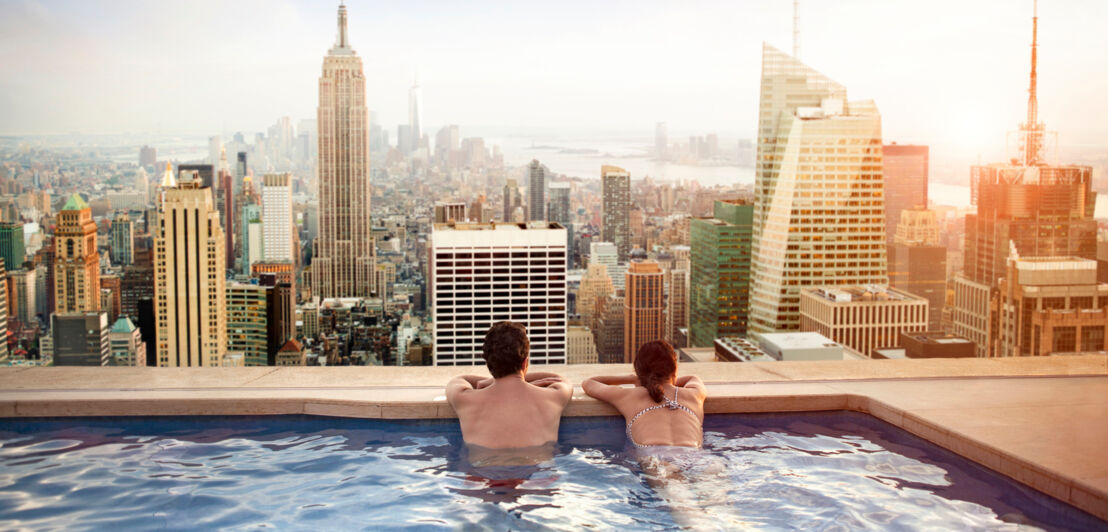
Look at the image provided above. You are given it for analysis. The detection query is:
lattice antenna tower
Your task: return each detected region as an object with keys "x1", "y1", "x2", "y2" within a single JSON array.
[{"x1": 792, "y1": 0, "x2": 800, "y2": 58}]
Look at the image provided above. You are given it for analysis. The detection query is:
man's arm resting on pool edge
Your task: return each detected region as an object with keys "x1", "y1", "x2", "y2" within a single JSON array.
[{"x1": 524, "y1": 372, "x2": 573, "y2": 402}]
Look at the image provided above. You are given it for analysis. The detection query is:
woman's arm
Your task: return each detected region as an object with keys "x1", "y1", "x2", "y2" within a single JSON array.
[
  {"x1": 588, "y1": 374, "x2": 640, "y2": 386},
  {"x1": 582, "y1": 375, "x2": 638, "y2": 403}
]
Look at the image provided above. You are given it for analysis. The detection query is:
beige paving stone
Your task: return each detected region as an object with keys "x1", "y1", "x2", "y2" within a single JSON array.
[
  {"x1": 909, "y1": 404, "x2": 1108, "y2": 480},
  {"x1": 381, "y1": 403, "x2": 442, "y2": 419}
]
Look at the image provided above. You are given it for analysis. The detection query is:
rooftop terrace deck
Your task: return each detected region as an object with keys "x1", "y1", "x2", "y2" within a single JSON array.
[{"x1": 1, "y1": 355, "x2": 1106, "y2": 520}]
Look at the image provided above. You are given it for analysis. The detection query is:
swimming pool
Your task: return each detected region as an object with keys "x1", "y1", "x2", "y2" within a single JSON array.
[{"x1": 0, "y1": 411, "x2": 1101, "y2": 530}]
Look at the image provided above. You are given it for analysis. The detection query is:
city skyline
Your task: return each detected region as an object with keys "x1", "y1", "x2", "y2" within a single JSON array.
[{"x1": 3, "y1": 0, "x2": 1107, "y2": 159}]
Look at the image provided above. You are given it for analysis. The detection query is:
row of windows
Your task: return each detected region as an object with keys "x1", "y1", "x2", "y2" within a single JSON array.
[{"x1": 436, "y1": 251, "x2": 566, "y2": 260}]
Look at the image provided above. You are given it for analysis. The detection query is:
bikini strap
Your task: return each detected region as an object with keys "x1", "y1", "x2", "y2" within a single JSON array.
[{"x1": 626, "y1": 385, "x2": 700, "y2": 448}]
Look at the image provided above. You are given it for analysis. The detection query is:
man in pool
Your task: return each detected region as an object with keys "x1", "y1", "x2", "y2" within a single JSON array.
[{"x1": 446, "y1": 321, "x2": 573, "y2": 464}]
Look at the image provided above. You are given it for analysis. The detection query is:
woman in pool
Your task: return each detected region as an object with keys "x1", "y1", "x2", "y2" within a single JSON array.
[
  {"x1": 582, "y1": 340, "x2": 707, "y2": 448},
  {"x1": 583, "y1": 341, "x2": 720, "y2": 527}
]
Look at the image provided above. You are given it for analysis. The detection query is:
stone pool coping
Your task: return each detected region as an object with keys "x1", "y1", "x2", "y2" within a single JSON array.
[{"x1": 1, "y1": 355, "x2": 1106, "y2": 521}]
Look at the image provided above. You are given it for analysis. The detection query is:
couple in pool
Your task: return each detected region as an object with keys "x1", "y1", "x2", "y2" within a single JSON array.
[{"x1": 446, "y1": 321, "x2": 706, "y2": 465}]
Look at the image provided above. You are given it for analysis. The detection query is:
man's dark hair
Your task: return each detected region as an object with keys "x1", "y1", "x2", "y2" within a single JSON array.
[{"x1": 482, "y1": 321, "x2": 529, "y2": 378}]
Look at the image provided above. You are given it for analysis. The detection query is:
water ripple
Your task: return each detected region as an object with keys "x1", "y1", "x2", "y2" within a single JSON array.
[{"x1": 0, "y1": 413, "x2": 1100, "y2": 531}]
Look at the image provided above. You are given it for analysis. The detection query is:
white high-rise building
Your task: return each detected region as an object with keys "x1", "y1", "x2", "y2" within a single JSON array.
[
  {"x1": 750, "y1": 44, "x2": 889, "y2": 333},
  {"x1": 431, "y1": 221, "x2": 568, "y2": 365},
  {"x1": 590, "y1": 241, "x2": 625, "y2": 291},
  {"x1": 261, "y1": 173, "x2": 293, "y2": 262}
]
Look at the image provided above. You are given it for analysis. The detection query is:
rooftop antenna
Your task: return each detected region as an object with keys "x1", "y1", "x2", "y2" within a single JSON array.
[
  {"x1": 793, "y1": 0, "x2": 800, "y2": 58},
  {"x1": 1021, "y1": 0, "x2": 1043, "y2": 166}
]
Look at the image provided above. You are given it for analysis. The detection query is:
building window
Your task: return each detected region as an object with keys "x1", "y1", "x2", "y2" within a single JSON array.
[
  {"x1": 1052, "y1": 327, "x2": 1077, "y2": 354},
  {"x1": 1081, "y1": 327, "x2": 1104, "y2": 352}
]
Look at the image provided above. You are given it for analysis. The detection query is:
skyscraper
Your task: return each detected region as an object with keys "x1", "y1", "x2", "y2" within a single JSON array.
[
  {"x1": 548, "y1": 182, "x2": 572, "y2": 269},
  {"x1": 663, "y1": 265, "x2": 689, "y2": 348},
  {"x1": 54, "y1": 194, "x2": 101, "y2": 314},
  {"x1": 218, "y1": 148, "x2": 234, "y2": 263},
  {"x1": 235, "y1": 151, "x2": 248, "y2": 192},
  {"x1": 226, "y1": 283, "x2": 269, "y2": 367},
  {"x1": 690, "y1": 199, "x2": 754, "y2": 346},
  {"x1": 889, "y1": 208, "x2": 946, "y2": 330},
  {"x1": 110, "y1": 212, "x2": 133, "y2": 266},
  {"x1": 139, "y1": 145, "x2": 157, "y2": 168},
  {"x1": 312, "y1": 3, "x2": 375, "y2": 299},
  {"x1": 590, "y1": 241, "x2": 625, "y2": 291},
  {"x1": 655, "y1": 122, "x2": 667, "y2": 161},
  {"x1": 548, "y1": 182, "x2": 570, "y2": 224},
  {"x1": 624, "y1": 260, "x2": 664, "y2": 363},
  {"x1": 882, "y1": 144, "x2": 929, "y2": 245},
  {"x1": 528, "y1": 159, "x2": 548, "y2": 221},
  {"x1": 749, "y1": 44, "x2": 888, "y2": 333},
  {"x1": 241, "y1": 203, "x2": 263, "y2": 276},
  {"x1": 262, "y1": 173, "x2": 293, "y2": 262},
  {"x1": 601, "y1": 165, "x2": 631, "y2": 262},
  {"x1": 408, "y1": 79, "x2": 422, "y2": 154},
  {"x1": 430, "y1": 221, "x2": 568, "y2": 366},
  {"x1": 0, "y1": 222, "x2": 25, "y2": 272},
  {"x1": 154, "y1": 173, "x2": 227, "y2": 367},
  {"x1": 502, "y1": 179, "x2": 522, "y2": 222},
  {"x1": 208, "y1": 136, "x2": 222, "y2": 172},
  {"x1": 578, "y1": 262, "x2": 614, "y2": 327},
  {"x1": 951, "y1": 5, "x2": 1096, "y2": 357}
]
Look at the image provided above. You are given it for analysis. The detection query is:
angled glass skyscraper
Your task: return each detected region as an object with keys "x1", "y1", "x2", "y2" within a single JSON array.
[
  {"x1": 750, "y1": 44, "x2": 888, "y2": 333},
  {"x1": 312, "y1": 3, "x2": 375, "y2": 298}
]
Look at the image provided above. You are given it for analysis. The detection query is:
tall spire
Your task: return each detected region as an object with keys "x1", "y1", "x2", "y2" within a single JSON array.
[
  {"x1": 337, "y1": 2, "x2": 348, "y2": 49},
  {"x1": 1021, "y1": 0, "x2": 1044, "y2": 166},
  {"x1": 160, "y1": 161, "x2": 176, "y2": 188}
]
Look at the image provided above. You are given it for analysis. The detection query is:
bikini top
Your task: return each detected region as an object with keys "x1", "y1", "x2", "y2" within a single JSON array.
[{"x1": 625, "y1": 385, "x2": 701, "y2": 448}]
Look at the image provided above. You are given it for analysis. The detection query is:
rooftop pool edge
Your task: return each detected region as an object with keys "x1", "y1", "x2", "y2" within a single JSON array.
[{"x1": 1, "y1": 356, "x2": 1106, "y2": 521}]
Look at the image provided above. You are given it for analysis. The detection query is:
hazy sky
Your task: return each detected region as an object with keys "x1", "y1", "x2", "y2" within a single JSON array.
[{"x1": 2, "y1": 0, "x2": 1106, "y2": 155}]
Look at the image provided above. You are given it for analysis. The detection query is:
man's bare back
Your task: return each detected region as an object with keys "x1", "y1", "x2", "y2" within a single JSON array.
[{"x1": 446, "y1": 370, "x2": 572, "y2": 451}]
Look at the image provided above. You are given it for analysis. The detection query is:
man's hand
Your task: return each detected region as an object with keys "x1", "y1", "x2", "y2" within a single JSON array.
[{"x1": 475, "y1": 377, "x2": 495, "y2": 389}]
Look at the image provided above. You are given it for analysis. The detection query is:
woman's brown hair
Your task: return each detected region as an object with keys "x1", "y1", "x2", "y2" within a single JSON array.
[{"x1": 633, "y1": 340, "x2": 678, "y2": 403}]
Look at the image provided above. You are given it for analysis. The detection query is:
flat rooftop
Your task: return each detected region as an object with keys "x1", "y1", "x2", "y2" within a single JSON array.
[
  {"x1": 432, "y1": 221, "x2": 564, "y2": 231},
  {"x1": 760, "y1": 331, "x2": 842, "y2": 350},
  {"x1": 805, "y1": 285, "x2": 920, "y2": 303}
]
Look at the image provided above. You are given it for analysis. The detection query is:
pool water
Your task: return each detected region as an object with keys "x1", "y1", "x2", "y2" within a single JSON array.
[{"x1": 0, "y1": 412, "x2": 1102, "y2": 531}]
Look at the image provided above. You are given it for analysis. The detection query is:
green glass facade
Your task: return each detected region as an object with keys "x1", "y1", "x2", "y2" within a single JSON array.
[
  {"x1": 226, "y1": 283, "x2": 269, "y2": 366},
  {"x1": 690, "y1": 200, "x2": 753, "y2": 347},
  {"x1": 0, "y1": 222, "x2": 25, "y2": 272}
]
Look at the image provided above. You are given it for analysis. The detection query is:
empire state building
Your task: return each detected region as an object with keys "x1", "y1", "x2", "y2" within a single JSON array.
[{"x1": 312, "y1": 3, "x2": 375, "y2": 298}]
